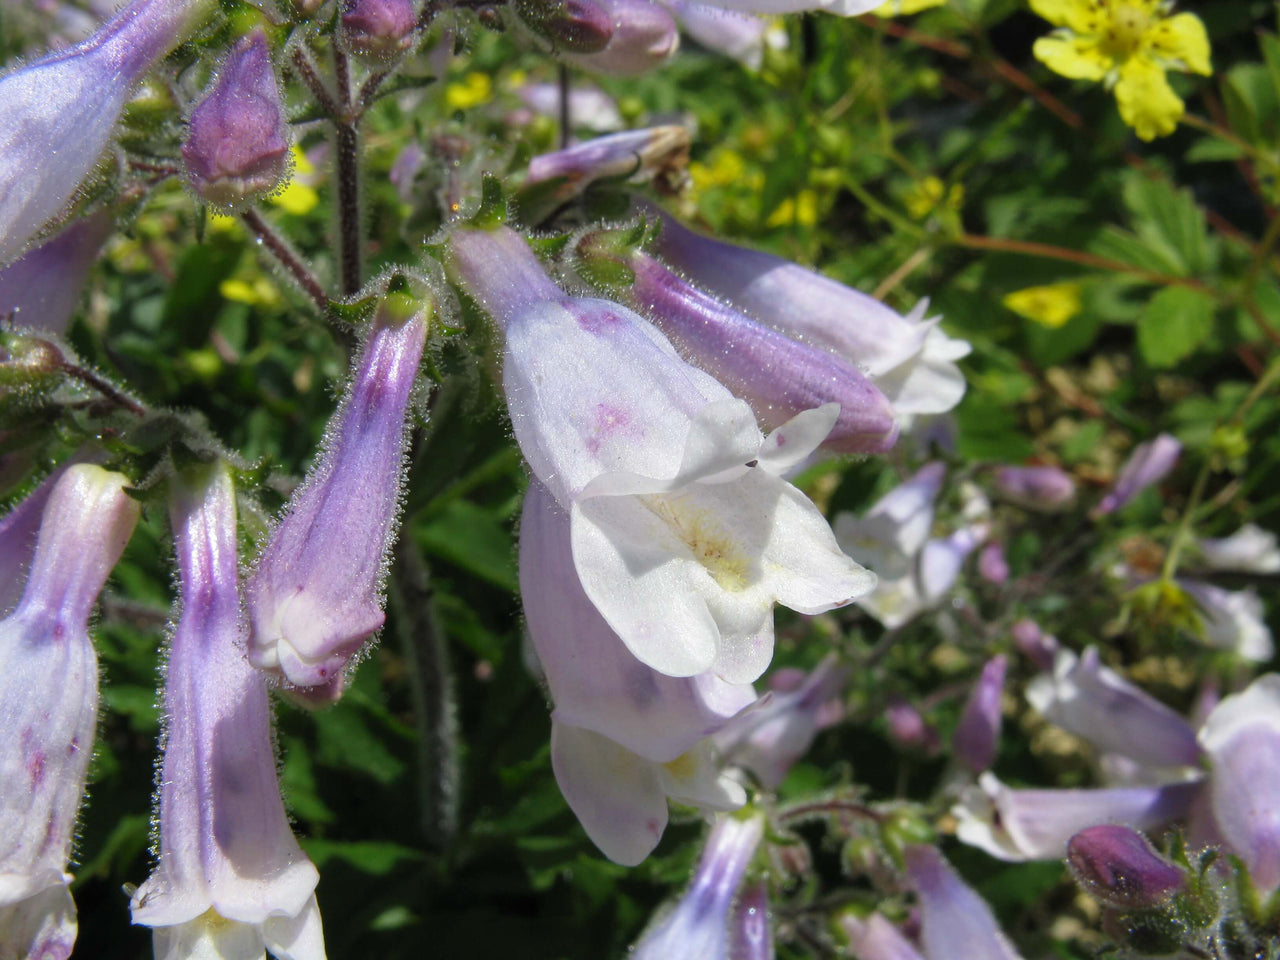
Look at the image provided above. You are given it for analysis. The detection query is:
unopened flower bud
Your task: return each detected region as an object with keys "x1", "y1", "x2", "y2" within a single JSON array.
[
  {"x1": 952, "y1": 656, "x2": 1006, "y2": 774},
  {"x1": 515, "y1": 0, "x2": 615, "y2": 53},
  {"x1": 1067, "y1": 826, "x2": 1184, "y2": 910},
  {"x1": 0, "y1": 330, "x2": 64, "y2": 390},
  {"x1": 575, "y1": 230, "x2": 898, "y2": 454},
  {"x1": 978, "y1": 541, "x2": 1009, "y2": 585},
  {"x1": 247, "y1": 291, "x2": 431, "y2": 691},
  {"x1": 182, "y1": 30, "x2": 289, "y2": 210},
  {"x1": 557, "y1": 0, "x2": 678, "y2": 75},
  {"x1": 884, "y1": 696, "x2": 938, "y2": 754},
  {"x1": 992, "y1": 465, "x2": 1076, "y2": 512},
  {"x1": 1010, "y1": 619, "x2": 1056, "y2": 671},
  {"x1": 340, "y1": 0, "x2": 418, "y2": 63},
  {"x1": 0, "y1": 0, "x2": 215, "y2": 266},
  {"x1": 1092, "y1": 434, "x2": 1181, "y2": 518}
]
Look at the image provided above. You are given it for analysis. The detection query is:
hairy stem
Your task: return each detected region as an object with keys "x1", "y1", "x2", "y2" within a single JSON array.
[{"x1": 240, "y1": 208, "x2": 330, "y2": 312}]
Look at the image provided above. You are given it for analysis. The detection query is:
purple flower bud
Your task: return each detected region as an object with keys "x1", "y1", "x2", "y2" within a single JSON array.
[
  {"x1": 527, "y1": 127, "x2": 690, "y2": 201},
  {"x1": 181, "y1": 30, "x2": 289, "y2": 210},
  {"x1": 1067, "y1": 825, "x2": 1184, "y2": 910},
  {"x1": 575, "y1": 235, "x2": 899, "y2": 454},
  {"x1": 0, "y1": 464, "x2": 139, "y2": 959},
  {"x1": 556, "y1": 0, "x2": 679, "y2": 75},
  {"x1": 1199, "y1": 674, "x2": 1280, "y2": 896},
  {"x1": 903, "y1": 845, "x2": 1025, "y2": 960},
  {"x1": 131, "y1": 464, "x2": 325, "y2": 958},
  {"x1": 668, "y1": 0, "x2": 880, "y2": 12},
  {"x1": 977, "y1": 541, "x2": 1008, "y2": 585},
  {"x1": 713, "y1": 656, "x2": 849, "y2": 788},
  {"x1": 0, "y1": 0, "x2": 214, "y2": 265},
  {"x1": 651, "y1": 211, "x2": 969, "y2": 422},
  {"x1": 0, "y1": 207, "x2": 113, "y2": 335},
  {"x1": 631, "y1": 815, "x2": 765, "y2": 960},
  {"x1": 992, "y1": 465, "x2": 1076, "y2": 513},
  {"x1": 665, "y1": 2, "x2": 780, "y2": 70},
  {"x1": 449, "y1": 225, "x2": 873, "y2": 685},
  {"x1": 516, "y1": 0, "x2": 616, "y2": 53},
  {"x1": 885, "y1": 696, "x2": 939, "y2": 754},
  {"x1": 840, "y1": 912, "x2": 925, "y2": 960},
  {"x1": 1092, "y1": 433, "x2": 1181, "y2": 518},
  {"x1": 340, "y1": 0, "x2": 418, "y2": 63},
  {"x1": 953, "y1": 656, "x2": 1006, "y2": 773},
  {"x1": 247, "y1": 295, "x2": 430, "y2": 691},
  {"x1": 730, "y1": 881, "x2": 773, "y2": 960},
  {"x1": 1010, "y1": 618, "x2": 1056, "y2": 672},
  {"x1": 1026, "y1": 647, "x2": 1202, "y2": 769},
  {"x1": 954, "y1": 772, "x2": 1201, "y2": 862}
]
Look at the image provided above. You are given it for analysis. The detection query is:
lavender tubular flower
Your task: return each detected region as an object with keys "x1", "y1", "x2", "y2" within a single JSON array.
[
  {"x1": 952, "y1": 656, "x2": 1006, "y2": 774},
  {"x1": 713, "y1": 655, "x2": 850, "y2": 788},
  {"x1": 0, "y1": 465, "x2": 139, "y2": 960},
  {"x1": 977, "y1": 541, "x2": 1008, "y2": 584},
  {"x1": 1181, "y1": 579, "x2": 1274, "y2": 662},
  {"x1": 630, "y1": 815, "x2": 765, "y2": 960},
  {"x1": 664, "y1": 2, "x2": 782, "y2": 70},
  {"x1": 576, "y1": 234, "x2": 899, "y2": 454},
  {"x1": 449, "y1": 225, "x2": 873, "y2": 684},
  {"x1": 840, "y1": 913, "x2": 925, "y2": 960},
  {"x1": 247, "y1": 296, "x2": 430, "y2": 691},
  {"x1": 991, "y1": 465, "x2": 1076, "y2": 512},
  {"x1": 1066, "y1": 825, "x2": 1185, "y2": 910},
  {"x1": 954, "y1": 772, "x2": 1200, "y2": 862},
  {"x1": 1196, "y1": 523, "x2": 1280, "y2": 573},
  {"x1": 556, "y1": 0, "x2": 679, "y2": 75},
  {"x1": 903, "y1": 845, "x2": 1025, "y2": 960},
  {"x1": 515, "y1": 0, "x2": 616, "y2": 54},
  {"x1": 834, "y1": 462, "x2": 946, "y2": 580},
  {"x1": 652, "y1": 212, "x2": 969, "y2": 421},
  {"x1": 1198, "y1": 674, "x2": 1280, "y2": 897},
  {"x1": 131, "y1": 463, "x2": 324, "y2": 959},
  {"x1": 526, "y1": 127, "x2": 691, "y2": 201},
  {"x1": 1092, "y1": 433, "x2": 1181, "y2": 518},
  {"x1": 0, "y1": 207, "x2": 113, "y2": 334},
  {"x1": 1026, "y1": 647, "x2": 1202, "y2": 769},
  {"x1": 182, "y1": 30, "x2": 289, "y2": 210},
  {"x1": 729, "y1": 881, "x2": 773, "y2": 960},
  {"x1": 0, "y1": 0, "x2": 214, "y2": 265}
]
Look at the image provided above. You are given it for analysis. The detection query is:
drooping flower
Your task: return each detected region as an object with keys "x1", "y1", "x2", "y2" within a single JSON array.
[
  {"x1": 0, "y1": 0, "x2": 214, "y2": 265},
  {"x1": 1030, "y1": 0, "x2": 1211, "y2": 141},
  {"x1": 0, "y1": 464, "x2": 139, "y2": 960},
  {"x1": 903, "y1": 844, "x2": 1025, "y2": 960},
  {"x1": 246, "y1": 292, "x2": 430, "y2": 693},
  {"x1": 952, "y1": 656, "x2": 1006, "y2": 774},
  {"x1": 651, "y1": 212, "x2": 970, "y2": 425},
  {"x1": 182, "y1": 30, "x2": 290, "y2": 210},
  {"x1": 630, "y1": 814, "x2": 765, "y2": 960},
  {"x1": 0, "y1": 207, "x2": 114, "y2": 334},
  {"x1": 1026, "y1": 646, "x2": 1203, "y2": 770},
  {"x1": 574, "y1": 229, "x2": 899, "y2": 454},
  {"x1": 1066, "y1": 825, "x2": 1185, "y2": 910},
  {"x1": 1092, "y1": 433, "x2": 1181, "y2": 517},
  {"x1": 1180, "y1": 580, "x2": 1274, "y2": 662},
  {"x1": 1198, "y1": 674, "x2": 1280, "y2": 897},
  {"x1": 449, "y1": 225, "x2": 874, "y2": 685},
  {"x1": 953, "y1": 772, "x2": 1200, "y2": 862},
  {"x1": 1196, "y1": 523, "x2": 1280, "y2": 574},
  {"x1": 524, "y1": 127, "x2": 691, "y2": 207},
  {"x1": 131, "y1": 463, "x2": 325, "y2": 960},
  {"x1": 713, "y1": 655, "x2": 850, "y2": 788}
]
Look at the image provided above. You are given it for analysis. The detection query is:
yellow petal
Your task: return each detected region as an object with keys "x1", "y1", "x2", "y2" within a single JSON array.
[
  {"x1": 1003, "y1": 282, "x2": 1083, "y2": 329},
  {"x1": 1145, "y1": 12, "x2": 1212, "y2": 75},
  {"x1": 269, "y1": 180, "x2": 319, "y2": 216},
  {"x1": 1028, "y1": 0, "x2": 1099, "y2": 32},
  {"x1": 1033, "y1": 34, "x2": 1112, "y2": 81},
  {"x1": 1115, "y1": 57, "x2": 1184, "y2": 141}
]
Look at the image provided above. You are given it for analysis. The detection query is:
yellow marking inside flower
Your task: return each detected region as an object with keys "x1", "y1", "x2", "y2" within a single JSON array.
[
  {"x1": 643, "y1": 494, "x2": 751, "y2": 592},
  {"x1": 1003, "y1": 282, "x2": 1083, "y2": 329},
  {"x1": 662, "y1": 752, "x2": 697, "y2": 780}
]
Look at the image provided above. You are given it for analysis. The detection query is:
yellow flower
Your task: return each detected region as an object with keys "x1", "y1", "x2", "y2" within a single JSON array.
[
  {"x1": 1030, "y1": 0, "x2": 1211, "y2": 141},
  {"x1": 445, "y1": 72, "x2": 493, "y2": 111},
  {"x1": 904, "y1": 176, "x2": 963, "y2": 219},
  {"x1": 875, "y1": 0, "x2": 947, "y2": 14},
  {"x1": 1003, "y1": 282, "x2": 1083, "y2": 328},
  {"x1": 269, "y1": 146, "x2": 320, "y2": 216},
  {"x1": 766, "y1": 190, "x2": 819, "y2": 227}
]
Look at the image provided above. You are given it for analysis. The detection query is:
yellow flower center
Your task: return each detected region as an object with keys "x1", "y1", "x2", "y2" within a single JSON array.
[
  {"x1": 1099, "y1": 2, "x2": 1152, "y2": 60},
  {"x1": 642, "y1": 494, "x2": 751, "y2": 592}
]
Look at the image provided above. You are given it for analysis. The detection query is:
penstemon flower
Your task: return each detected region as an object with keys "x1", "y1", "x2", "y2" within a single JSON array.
[
  {"x1": 0, "y1": 207, "x2": 114, "y2": 335},
  {"x1": 449, "y1": 224, "x2": 874, "y2": 685},
  {"x1": 903, "y1": 845, "x2": 1026, "y2": 960},
  {"x1": 1029, "y1": 0, "x2": 1212, "y2": 141},
  {"x1": 0, "y1": 464, "x2": 139, "y2": 960},
  {"x1": 131, "y1": 463, "x2": 325, "y2": 959}
]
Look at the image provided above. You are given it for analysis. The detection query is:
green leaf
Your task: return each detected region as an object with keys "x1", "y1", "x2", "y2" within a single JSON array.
[
  {"x1": 417, "y1": 499, "x2": 518, "y2": 592},
  {"x1": 301, "y1": 839, "x2": 425, "y2": 874},
  {"x1": 1136, "y1": 286, "x2": 1216, "y2": 369},
  {"x1": 1120, "y1": 173, "x2": 1211, "y2": 276}
]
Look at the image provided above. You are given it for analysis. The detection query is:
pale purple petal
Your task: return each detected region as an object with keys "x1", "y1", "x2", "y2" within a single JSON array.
[
  {"x1": 1092, "y1": 434, "x2": 1181, "y2": 517},
  {"x1": 904, "y1": 845, "x2": 1025, "y2": 960},
  {"x1": 841, "y1": 912, "x2": 925, "y2": 960},
  {"x1": 953, "y1": 656, "x2": 1006, "y2": 773}
]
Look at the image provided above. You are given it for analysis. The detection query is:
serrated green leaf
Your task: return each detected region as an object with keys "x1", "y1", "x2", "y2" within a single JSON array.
[{"x1": 1136, "y1": 286, "x2": 1216, "y2": 368}]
